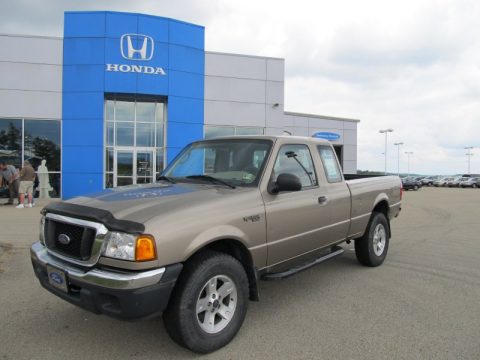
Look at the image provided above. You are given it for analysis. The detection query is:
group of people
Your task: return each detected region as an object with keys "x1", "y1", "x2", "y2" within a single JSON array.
[{"x1": 0, "y1": 160, "x2": 39, "y2": 208}]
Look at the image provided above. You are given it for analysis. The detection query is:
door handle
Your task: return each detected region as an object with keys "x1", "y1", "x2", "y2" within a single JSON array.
[{"x1": 318, "y1": 196, "x2": 328, "y2": 205}]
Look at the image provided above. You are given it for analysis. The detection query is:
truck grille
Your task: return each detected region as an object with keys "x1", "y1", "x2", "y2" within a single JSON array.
[{"x1": 44, "y1": 218, "x2": 97, "y2": 261}]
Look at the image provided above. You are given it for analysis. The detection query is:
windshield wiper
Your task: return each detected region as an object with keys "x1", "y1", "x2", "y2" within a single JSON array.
[
  {"x1": 186, "y1": 175, "x2": 236, "y2": 189},
  {"x1": 157, "y1": 175, "x2": 176, "y2": 184}
]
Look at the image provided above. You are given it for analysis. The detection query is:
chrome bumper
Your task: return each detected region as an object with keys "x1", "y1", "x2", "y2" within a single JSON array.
[{"x1": 30, "y1": 241, "x2": 165, "y2": 290}]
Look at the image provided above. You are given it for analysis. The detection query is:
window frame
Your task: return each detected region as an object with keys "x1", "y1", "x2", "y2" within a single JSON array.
[
  {"x1": 317, "y1": 145, "x2": 344, "y2": 183},
  {"x1": 270, "y1": 143, "x2": 319, "y2": 191}
]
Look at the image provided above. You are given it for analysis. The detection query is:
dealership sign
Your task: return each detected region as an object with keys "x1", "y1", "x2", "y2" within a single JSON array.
[
  {"x1": 312, "y1": 132, "x2": 341, "y2": 141},
  {"x1": 106, "y1": 34, "x2": 167, "y2": 76}
]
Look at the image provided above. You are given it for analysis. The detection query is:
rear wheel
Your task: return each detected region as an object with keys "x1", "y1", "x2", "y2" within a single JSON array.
[
  {"x1": 163, "y1": 251, "x2": 249, "y2": 354},
  {"x1": 355, "y1": 212, "x2": 390, "y2": 267}
]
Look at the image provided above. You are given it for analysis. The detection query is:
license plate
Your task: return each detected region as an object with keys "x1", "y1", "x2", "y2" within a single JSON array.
[{"x1": 47, "y1": 265, "x2": 69, "y2": 293}]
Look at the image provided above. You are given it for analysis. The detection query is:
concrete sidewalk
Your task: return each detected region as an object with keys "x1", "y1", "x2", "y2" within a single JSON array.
[{"x1": 0, "y1": 198, "x2": 59, "y2": 257}]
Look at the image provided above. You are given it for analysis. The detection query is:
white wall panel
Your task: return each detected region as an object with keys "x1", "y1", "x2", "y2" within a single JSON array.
[
  {"x1": 205, "y1": 76, "x2": 265, "y2": 103},
  {"x1": 205, "y1": 52, "x2": 266, "y2": 79},
  {"x1": 0, "y1": 62, "x2": 62, "y2": 92},
  {"x1": 204, "y1": 100, "x2": 265, "y2": 127},
  {"x1": 0, "y1": 35, "x2": 62, "y2": 65},
  {"x1": 0, "y1": 89, "x2": 61, "y2": 119},
  {"x1": 266, "y1": 81, "x2": 284, "y2": 105},
  {"x1": 266, "y1": 59, "x2": 284, "y2": 81}
]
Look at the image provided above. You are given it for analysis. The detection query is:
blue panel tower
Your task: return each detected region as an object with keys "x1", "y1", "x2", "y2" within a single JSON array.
[{"x1": 62, "y1": 11, "x2": 205, "y2": 199}]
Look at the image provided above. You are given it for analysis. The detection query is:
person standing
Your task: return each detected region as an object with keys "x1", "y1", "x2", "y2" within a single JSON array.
[
  {"x1": 16, "y1": 161, "x2": 36, "y2": 208},
  {"x1": 0, "y1": 161, "x2": 20, "y2": 205}
]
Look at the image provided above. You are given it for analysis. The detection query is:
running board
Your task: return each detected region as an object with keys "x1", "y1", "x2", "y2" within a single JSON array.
[{"x1": 261, "y1": 246, "x2": 344, "y2": 281}]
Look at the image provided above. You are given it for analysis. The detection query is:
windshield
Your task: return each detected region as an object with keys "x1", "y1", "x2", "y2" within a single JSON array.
[{"x1": 162, "y1": 139, "x2": 273, "y2": 187}]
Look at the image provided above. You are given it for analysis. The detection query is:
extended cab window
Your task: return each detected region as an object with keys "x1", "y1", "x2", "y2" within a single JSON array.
[
  {"x1": 273, "y1": 144, "x2": 317, "y2": 187},
  {"x1": 317, "y1": 145, "x2": 342, "y2": 183}
]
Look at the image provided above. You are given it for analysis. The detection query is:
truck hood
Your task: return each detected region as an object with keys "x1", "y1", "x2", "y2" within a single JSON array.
[{"x1": 65, "y1": 182, "x2": 253, "y2": 225}]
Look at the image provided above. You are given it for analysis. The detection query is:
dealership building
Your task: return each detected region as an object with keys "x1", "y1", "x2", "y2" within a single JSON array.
[{"x1": 0, "y1": 11, "x2": 359, "y2": 199}]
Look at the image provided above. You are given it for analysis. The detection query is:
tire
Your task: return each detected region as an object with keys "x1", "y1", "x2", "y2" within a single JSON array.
[
  {"x1": 163, "y1": 251, "x2": 249, "y2": 354},
  {"x1": 355, "y1": 212, "x2": 390, "y2": 267}
]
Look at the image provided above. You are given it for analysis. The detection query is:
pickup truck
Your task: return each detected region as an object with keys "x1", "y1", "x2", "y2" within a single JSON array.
[{"x1": 31, "y1": 135, "x2": 402, "y2": 353}]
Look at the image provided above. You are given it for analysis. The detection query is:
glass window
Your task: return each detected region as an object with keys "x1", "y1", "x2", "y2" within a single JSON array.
[
  {"x1": 136, "y1": 102, "x2": 156, "y2": 122},
  {"x1": 156, "y1": 121, "x2": 164, "y2": 147},
  {"x1": 205, "y1": 126, "x2": 235, "y2": 139},
  {"x1": 106, "y1": 148, "x2": 114, "y2": 172},
  {"x1": 0, "y1": 119, "x2": 22, "y2": 168},
  {"x1": 105, "y1": 100, "x2": 115, "y2": 121},
  {"x1": 115, "y1": 100, "x2": 134, "y2": 121},
  {"x1": 116, "y1": 122, "x2": 134, "y2": 146},
  {"x1": 156, "y1": 103, "x2": 165, "y2": 122},
  {"x1": 273, "y1": 144, "x2": 317, "y2": 187},
  {"x1": 24, "y1": 120, "x2": 61, "y2": 171},
  {"x1": 235, "y1": 127, "x2": 264, "y2": 136},
  {"x1": 106, "y1": 122, "x2": 114, "y2": 146},
  {"x1": 317, "y1": 145, "x2": 342, "y2": 183},
  {"x1": 156, "y1": 150, "x2": 164, "y2": 174},
  {"x1": 136, "y1": 122, "x2": 155, "y2": 147},
  {"x1": 117, "y1": 152, "x2": 133, "y2": 176},
  {"x1": 105, "y1": 173, "x2": 113, "y2": 189},
  {"x1": 163, "y1": 139, "x2": 272, "y2": 187}
]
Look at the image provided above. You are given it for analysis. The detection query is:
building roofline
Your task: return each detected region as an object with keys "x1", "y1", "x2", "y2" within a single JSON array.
[
  {"x1": 205, "y1": 50, "x2": 284, "y2": 61},
  {"x1": 0, "y1": 33, "x2": 62, "y2": 40},
  {"x1": 284, "y1": 111, "x2": 360, "y2": 123}
]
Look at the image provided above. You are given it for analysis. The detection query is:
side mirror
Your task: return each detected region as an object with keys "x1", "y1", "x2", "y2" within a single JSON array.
[{"x1": 269, "y1": 173, "x2": 302, "y2": 194}]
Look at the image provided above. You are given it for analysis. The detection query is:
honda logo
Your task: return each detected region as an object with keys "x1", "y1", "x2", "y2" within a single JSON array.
[{"x1": 120, "y1": 34, "x2": 154, "y2": 61}]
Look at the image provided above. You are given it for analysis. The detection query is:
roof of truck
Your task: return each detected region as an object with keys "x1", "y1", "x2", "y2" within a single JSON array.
[{"x1": 199, "y1": 135, "x2": 332, "y2": 144}]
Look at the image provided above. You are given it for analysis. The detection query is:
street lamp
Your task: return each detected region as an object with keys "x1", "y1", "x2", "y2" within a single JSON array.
[
  {"x1": 465, "y1": 146, "x2": 474, "y2": 175},
  {"x1": 394, "y1": 142, "x2": 404, "y2": 176},
  {"x1": 379, "y1": 128, "x2": 394, "y2": 175},
  {"x1": 405, "y1": 151, "x2": 414, "y2": 177}
]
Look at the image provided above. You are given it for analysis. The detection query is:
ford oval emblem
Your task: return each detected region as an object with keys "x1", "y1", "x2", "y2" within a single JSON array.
[
  {"x1": 312, "y1": 132, "x2": 341, "y2": 141},
  {"x1": 58, "y1": 234, "x2": 71, "y2": 245},
  {"x1": 50, "y1": 272, "x2": 64, "y2": 285}
]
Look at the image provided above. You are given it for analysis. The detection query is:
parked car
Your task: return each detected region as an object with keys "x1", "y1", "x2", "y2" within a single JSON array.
[
  {"x1": 401, "y1": 177, "x2": 422, "y2": 191},
  {"x1": 31, "y1": 135, "x2": 402, "y2": 354},
  {"x1": 421, "y1": 176, "x2": 441, "y2": 186},
  {"x1": 434, "y1": 177, "x2": 454, "y2": 187},
  {"x1": 448, "y1": 176, "x2": 469, "y2": 187},
  {"x1": 460, "y1": 177, "x2": 480, "y2": 188}
]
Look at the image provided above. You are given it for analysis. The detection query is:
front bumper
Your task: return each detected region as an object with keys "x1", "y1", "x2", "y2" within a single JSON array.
[{"x1": 31, "y1": 241, "x2": 182, "y2": 320}]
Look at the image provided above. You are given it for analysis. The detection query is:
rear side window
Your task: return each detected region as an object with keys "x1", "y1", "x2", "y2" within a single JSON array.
[
  {"x1": 317, "y1": 145, "x2": 342, "y2": 183},
  {"x1": 273, "y1": 144, "x2": 317, "y2": 187}
]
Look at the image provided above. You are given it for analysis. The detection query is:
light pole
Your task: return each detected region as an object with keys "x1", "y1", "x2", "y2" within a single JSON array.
[
  {"x1": 405, "y1": 151, "x2": 414, "y2": 177},
  {"x1": 464, "y1": 146, "x2": 474, "y2": 174},
  {"x1": 379, "y1": 128, "x2": 394, "y2": 175},
  {"x1": 394, "y1": 142, "x2": 404, "y2": 176}
]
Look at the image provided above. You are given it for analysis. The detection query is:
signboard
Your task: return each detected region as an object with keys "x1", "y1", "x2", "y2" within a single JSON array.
[{"x1": 312, "y1": 132, "x2": 341, "y2": 141}]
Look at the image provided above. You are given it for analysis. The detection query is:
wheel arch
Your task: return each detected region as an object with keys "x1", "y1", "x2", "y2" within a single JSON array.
[
  {"x1": 184, "y1": 239, "x2": 259, "y2": 301},
  {"x1": 371, "y1": 199, "x2": 391, "y2": 238}
]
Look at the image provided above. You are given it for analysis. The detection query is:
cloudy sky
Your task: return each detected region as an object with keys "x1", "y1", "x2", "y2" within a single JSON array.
[{"x1": 2, "y1": 0, "x2": 479, "y2": 175}]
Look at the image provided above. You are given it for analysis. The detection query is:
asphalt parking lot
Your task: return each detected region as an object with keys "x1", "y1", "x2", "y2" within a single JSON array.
[{"x1": 1, "y1": 187, "x2": 479, "y2": 359}]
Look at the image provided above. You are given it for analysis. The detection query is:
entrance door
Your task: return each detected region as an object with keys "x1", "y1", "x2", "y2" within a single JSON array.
[
  {"x1": 114, "y1": 149, "x2": 155, "y2": 186},
  {"x1": 136, "y1": 150, "x2": 154, "y2": 184}
]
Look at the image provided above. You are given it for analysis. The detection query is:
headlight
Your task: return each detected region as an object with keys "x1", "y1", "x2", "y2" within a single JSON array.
[
  {"x1": 102, "y1": 232, "x2": 156, "y2": 262},
  {"x1": 39, "y1": 216, "x2": 46, "y2": 245}
]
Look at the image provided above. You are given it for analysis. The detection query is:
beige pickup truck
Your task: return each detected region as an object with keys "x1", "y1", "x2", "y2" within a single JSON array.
[{"x1": 31, "y1": 135, "x2": 401, "y2": 353}]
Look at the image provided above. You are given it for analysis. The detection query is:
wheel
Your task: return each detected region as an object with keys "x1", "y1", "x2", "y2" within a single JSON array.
[
  {"x1": 355, "y1": 212, "x2": 390, "y2": 267},
  {"x1": 414, "y1": 185, "x2": 419, "y2": 191},
  {"x1": 163, "y1": 251, "x2": 249, "y2": 354},
  {"x1": 428, "y1": 182, "x2": 433, "y2": 186}
]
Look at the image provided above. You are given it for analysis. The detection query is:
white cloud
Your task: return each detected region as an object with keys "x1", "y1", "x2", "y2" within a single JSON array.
[{"x1": 1, "y1": 0, "x2": 479, "y2": 174}]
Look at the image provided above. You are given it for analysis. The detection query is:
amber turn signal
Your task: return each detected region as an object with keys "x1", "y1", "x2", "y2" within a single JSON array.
[{"x1": 135, "y1": 235, "x2": 157, "y2": 261}]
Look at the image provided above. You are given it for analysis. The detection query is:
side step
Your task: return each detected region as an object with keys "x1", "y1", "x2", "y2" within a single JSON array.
[{"x1": 261, "y1": 246, "x2": 344, "y2": 281}]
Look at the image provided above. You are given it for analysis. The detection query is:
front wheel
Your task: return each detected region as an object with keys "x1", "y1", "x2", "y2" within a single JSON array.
[
  {"x1": 355, "y1": 212, "x2": 390, "y2": 267},
  {"x1": 163, "y1": 251, "x2": 249, "y2": 354}
]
